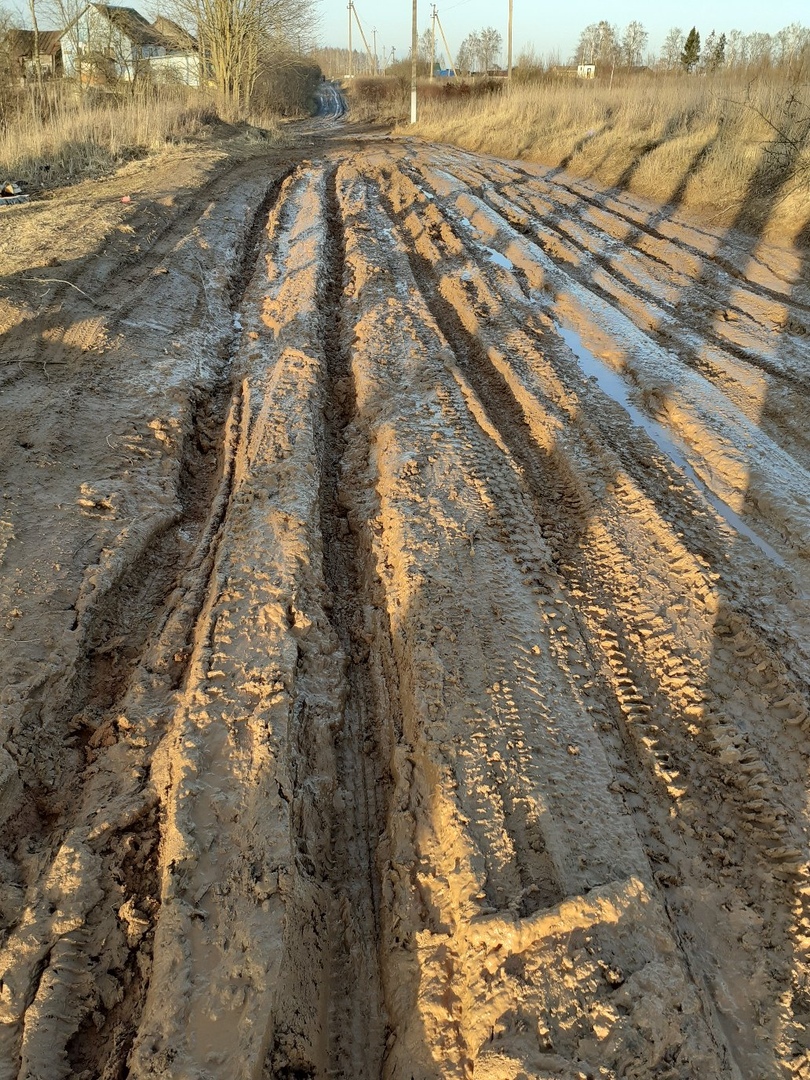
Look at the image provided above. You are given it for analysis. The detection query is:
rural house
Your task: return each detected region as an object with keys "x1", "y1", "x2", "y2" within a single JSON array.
[{"x1": 59, "y1": 3, "x2": 199, "y2": 85}]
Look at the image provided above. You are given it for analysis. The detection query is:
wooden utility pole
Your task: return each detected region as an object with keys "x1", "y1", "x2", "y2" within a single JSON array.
[
  {"x1": 348, "y1": 0, "x2": 353, "y2": 78},
  {"x1": 350, "y1": 6, "x2": 376, "y2": 76},
  {"x1": 429, "y1": 4, "x2": 436, "y2": 80},
  {"x1": 410, "y1": 0, "x2": 417, "y2": 123},
  {"x1": 507, "y1": 0, "x2": 513, "y2": 79},
  {"x1": 436, "y1": 13, "x2": 456, "y2": 77}
]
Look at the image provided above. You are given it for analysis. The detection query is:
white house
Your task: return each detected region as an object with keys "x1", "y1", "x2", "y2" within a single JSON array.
[{"x1": 60, "y1": 4, "x2": 199, "y2": 85}]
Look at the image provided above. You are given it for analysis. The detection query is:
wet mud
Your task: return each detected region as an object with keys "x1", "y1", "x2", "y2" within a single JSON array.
[{"x1": 1, "y1": 136, "x2": 809, "y2": 1080}]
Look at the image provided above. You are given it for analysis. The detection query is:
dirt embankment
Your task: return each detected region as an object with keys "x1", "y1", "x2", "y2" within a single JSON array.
[{"x1": 1, "y1": 125, "x2": 809, "y2": 1080}]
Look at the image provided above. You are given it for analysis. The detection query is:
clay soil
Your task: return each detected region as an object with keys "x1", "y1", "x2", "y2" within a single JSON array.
[{"x1": 1, "y1": 105, "x2": 810, "y2": 1080}]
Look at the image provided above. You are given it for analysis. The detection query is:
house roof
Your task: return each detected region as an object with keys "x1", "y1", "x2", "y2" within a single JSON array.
[
  {"x1": 88, "y1": 5, "x2": 197, "y2": 51},
  {"x1": 91, "y1": 5, "x2": 165, "y2": 48},
  {"x1": 151, "y1": 15, "x2": 196, "y2": 50},
  {"x1": 3, "y1": 5, "x2": 197, "y2": 59},
  {"x1": 5, "y1": 28, "x2": 65, "y2": 57}
]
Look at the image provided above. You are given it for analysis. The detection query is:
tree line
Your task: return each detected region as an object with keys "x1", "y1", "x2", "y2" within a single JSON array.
[
  {"x1": 574, "y1": 19, "x2": 809, "y2": 73},
  {"x1": 313, "y1": 25, "x2": 505, "y2": 81}
]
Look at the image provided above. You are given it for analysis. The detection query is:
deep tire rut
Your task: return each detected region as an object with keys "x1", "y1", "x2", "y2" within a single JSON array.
[{"x1": 314, "y1": 164, "x2": 390, "y2": 1080}]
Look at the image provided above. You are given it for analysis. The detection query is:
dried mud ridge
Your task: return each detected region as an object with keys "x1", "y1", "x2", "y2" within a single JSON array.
[{"x1": 1, "y1": 138, "x2": 810, "y2": 1080}]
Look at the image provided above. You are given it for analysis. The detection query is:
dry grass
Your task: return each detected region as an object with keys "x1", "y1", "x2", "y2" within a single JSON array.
[
  {"x1": 398, "y1": 74, "x2": 810, "y2": 242},
  {"x1": 0, "y1": 89, "x2": 283, "y2": 189},
  {"x1": 345, "y1": 77, "x2": 412, "y2": 123}
]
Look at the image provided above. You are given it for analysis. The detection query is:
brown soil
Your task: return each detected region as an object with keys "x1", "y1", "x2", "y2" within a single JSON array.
[{"x1": 1, "y1": 115, "x2": 809, "y2": 1080}]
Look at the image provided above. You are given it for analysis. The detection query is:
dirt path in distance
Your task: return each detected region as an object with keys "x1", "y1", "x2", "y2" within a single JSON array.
[{"x1": 1, "y1": 120, "x2": 809, "y2": 1080}]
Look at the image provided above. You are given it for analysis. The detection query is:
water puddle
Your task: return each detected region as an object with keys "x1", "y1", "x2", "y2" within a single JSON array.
[
  {"x1": 485, "y1": 246, "x2": 514, "y2": 272},
  {"x1": 558, "y1": 326, "x2": 787, "y2": 569}
]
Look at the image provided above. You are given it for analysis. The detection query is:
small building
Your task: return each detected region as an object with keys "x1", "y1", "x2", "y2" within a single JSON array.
[
  {"x1": 5, "y1": 29, "x2": 65, "y2": 80},
  {"x1": 577, "y1": 64, "x2": 596, "y2": 79}
]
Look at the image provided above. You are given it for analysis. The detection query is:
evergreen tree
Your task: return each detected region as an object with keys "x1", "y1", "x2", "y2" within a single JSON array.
[
  {"x1": 680, "y1": 26, "x2": 700, "y2": 71},
  {"x1": 708, "y1": 31, "x2": 726, "y2": 70}
]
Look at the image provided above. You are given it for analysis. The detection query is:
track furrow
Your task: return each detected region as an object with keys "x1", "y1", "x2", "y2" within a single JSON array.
[{"x1": 314, "y1": 163, "x2": 390, "y2": 1080}]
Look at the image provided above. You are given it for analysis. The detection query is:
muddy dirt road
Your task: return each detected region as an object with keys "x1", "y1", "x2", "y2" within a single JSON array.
[{"x1": 1, "y1": 122, "x2": 809, "y2": 1080}]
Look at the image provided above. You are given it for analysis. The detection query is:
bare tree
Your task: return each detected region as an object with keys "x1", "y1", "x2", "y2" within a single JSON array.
[
  {"x1": 478, "y1": 25, "x2": 501, "y2": 70},
  {"x1": 595, "y1": 21, "x2": 619, "y2": 65},
  {"x1": 659, "y1": 26, "x2": 684, "y2": 69},
  {"x1": 417, "y1": 25, "x2": 431, "y2": 63},
  {"x1": 457, "y1": 30, "x2": 479, "y2": 74},
  {"x1": 169, "y1": 0, "x2": 317, "y2": 110},
  {"x1": 46, "y1": 0, "x2": 85, "y2": 88},
  {"x1": 725, "y1": 28, "x2": 746, "y2": 68},
  {"x1": 575, "y1": 23, "x2": 599, "y2": 65},
  {"x1": 744, "y1": 31, "x2": 773, "y2": 70},
  {"x1": 576, "y1": 20, "x2": 618, "y2": 67},
  {"x1": 621, "y1": 20, "x2": 647, "y2": 67},
  {"x1": 456, "y1": 27, "x2": 500, "y2": 73},
  {"x1": 0, "y1": 5, "x2": 20, "y2": 86},
  {"x1": 774, "y1": 23, "x2": 808, "y2": 70}
]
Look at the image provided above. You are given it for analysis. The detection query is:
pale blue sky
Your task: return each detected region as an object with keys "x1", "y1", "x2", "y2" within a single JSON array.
[{"x1": 321, "y1": 0, "x2": 807, "y2": 64}]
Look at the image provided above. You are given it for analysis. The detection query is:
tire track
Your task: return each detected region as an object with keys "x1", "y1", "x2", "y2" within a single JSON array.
[
  {"x1": 368, "y1": 155, "x2": 810, "y2": 1076},
  {"x1": 430, "y1": 169, "x2": 810, "y2": 571},
  {"x1": 414, "y1": 151, "x2": 810, "y2": 391},
  {"x1": 310, "y1": 162, "x2": 391, "y2": 1079},
  {"x1": 0, "y1": 168, "x2": 298, "y2": 1078},
  {"x1": 0, "y1": 379, "x2": 246, "y2": 1080},
  {"x1": 403, "y1": 151, "x2": 810, "y2": 472},
  {"x1": 337, "y1": 160, "x2": 733, "y2": 1077},
  {"x1": 3, "y1": 134, "x2": 810, "y2": 1080},
  {"x1": 508, "y1": 158, "x2": 810, "y2": 313}
]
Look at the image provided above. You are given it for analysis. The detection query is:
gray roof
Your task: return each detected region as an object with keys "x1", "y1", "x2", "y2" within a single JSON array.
[{"x1": 5, "y1": 28, "x2": 65, "y2": 56}]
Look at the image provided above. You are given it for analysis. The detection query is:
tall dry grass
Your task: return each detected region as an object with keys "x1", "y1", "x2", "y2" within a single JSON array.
[
  {"x1": 1, "y1": 90, "x2": 217, "y2": 186},
  {"x1": 0, "y1": 88, "x2": 283, "y2": 189},
  {"x1": 399, "y1": 73, "x2": 810, "y2": 241}
]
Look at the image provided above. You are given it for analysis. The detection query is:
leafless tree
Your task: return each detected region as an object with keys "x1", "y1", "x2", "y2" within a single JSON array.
[
  {"x1": 0, "y1": 5, "x2": 20, "y2": 86},
  {"x1": 456, "y1": 27, "x2": 500, "y2": 73},
  {"x1": 621, "y1": 20, "x2": 647, "y2": 67},
  {"x1": 456, "y1": 30, "x2": 479, "y2": 74},
  {"x1": 576, "y1": 20, "x2": 618, "y2": 67},
  {"x1": 659, "y1": 26, "x2": 684, "y2": 69},
  {"x1": 45, "y1": 0, "x2": 84, "y2": 87},
  {"x1": 169, "y1": 0, "x2": 317, "y2": 110},
  {"x1": 478, "y1": 26, "x2": 501, "y2": 70}
]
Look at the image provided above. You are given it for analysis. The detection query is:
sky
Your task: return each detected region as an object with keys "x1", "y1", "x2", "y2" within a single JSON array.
[{"x1": 319, "y1": 0, "x2": 807, "y2": 65}]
